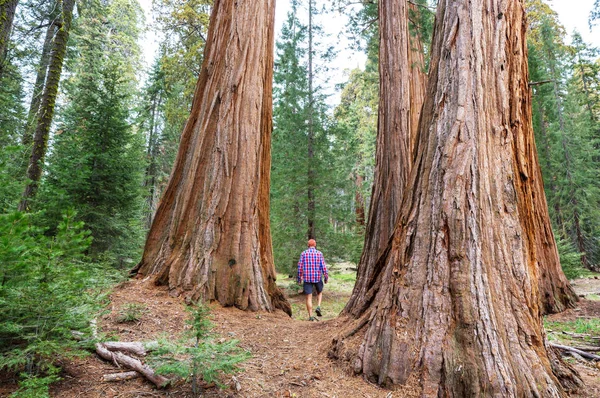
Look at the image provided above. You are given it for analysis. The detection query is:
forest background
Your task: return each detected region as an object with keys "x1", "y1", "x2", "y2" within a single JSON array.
[{"x1": 1, "y1": 0, "x2": 600, "y2": 395}]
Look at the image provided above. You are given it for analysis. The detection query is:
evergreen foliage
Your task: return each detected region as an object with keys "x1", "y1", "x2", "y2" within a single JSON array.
[
  {"x1": 39, "y1": 0, "x2": 146, "y2": 264},
  {"x1": 527, "y1": 0, "x2": 600, "y2": 270},
  {"x1": 271, "y1": 1, "x2": 363, "y2": 273},
  {"x1": 0, "y1": 210, "x2": 119, "y2": 397},
  {"x1": 148, "y1": 303, "x2": 250, "y2": 393},
  {"x1": 0, "y1": 60, "x2": 27, "y2": 211}
]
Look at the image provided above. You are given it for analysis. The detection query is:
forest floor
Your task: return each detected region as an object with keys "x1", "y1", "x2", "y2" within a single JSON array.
[{"x1": 3, "y1": 265, "x2": 600, "y2": 397}]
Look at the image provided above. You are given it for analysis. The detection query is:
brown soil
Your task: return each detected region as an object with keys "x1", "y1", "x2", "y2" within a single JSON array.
[
  {"x1": 0, "y1": 279, "x2": 387, "y2": 398},
  {"x1": 4, "y1": 277, "x2": 600, "y2": 397}
]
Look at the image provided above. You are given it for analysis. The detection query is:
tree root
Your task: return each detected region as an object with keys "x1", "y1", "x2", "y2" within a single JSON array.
[{"x1": 548, "y1": 343, "x2": 584, "y2": 393}]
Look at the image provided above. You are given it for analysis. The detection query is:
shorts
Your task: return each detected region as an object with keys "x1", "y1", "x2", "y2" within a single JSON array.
[{"x1": 303, "y1": 281, "x2": 324, "y2": 295}]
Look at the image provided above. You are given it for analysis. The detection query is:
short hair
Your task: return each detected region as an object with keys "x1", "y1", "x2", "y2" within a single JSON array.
[{"x1": 308, "y1": 239, "x2": 317, "y2": 247}]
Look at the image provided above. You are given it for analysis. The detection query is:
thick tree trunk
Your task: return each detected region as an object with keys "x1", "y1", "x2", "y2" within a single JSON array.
[
  {"x1": 333, "y1": 0, "x2": 580, "y2": 394},
  {"x1": 23, "y1": 16, "x2": 58, "y2": 147},
  {"x1": 132, "y1": 0, "x2": 290, "y2": 316},
  {"x1": 342, "y1": 0, "x2": 426, "y2": 317},
  {"x1": 0, "y1": 0, "x2": 18, "y2": 76},
  {"x1": 19, "y1": 0, "x2": 75, "y2": 211}
]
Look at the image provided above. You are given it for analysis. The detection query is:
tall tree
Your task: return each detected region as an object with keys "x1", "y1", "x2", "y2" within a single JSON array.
[
  {"x1": 19, "y1": 0, "x2": 75, "y2": 211},
  {"x1": 22, "y1": 5, "x2": 59, "y2": 146},
  {"x1": 40, "y1": 0, "x2": 146, "y2": 262},
  {"x1": 342, "y1": 0, "x2": 426, "y2": 317},
  {"x1": 139, "y1": 58, "x2": 167, "y2": 228},
  {"x1": 132, "y1": 0, "x2": 290, "y2": 315},
  {"x1": 0, "y1": 0, "x2": 19, "y2": 76},
  {"x1": 332, "y1": 0, "x2": 580, "y2": 393}
]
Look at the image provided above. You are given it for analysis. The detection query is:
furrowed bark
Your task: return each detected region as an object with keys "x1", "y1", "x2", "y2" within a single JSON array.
[
  {"x1": 342, "y1": 0, "x2": 426, "y2": 317},
  {"x1": 335, "y1": 0, "x2": 580, "y2": 394},
  {"x1": 132, "y1": 0, "x2": 290, "y2": 316},
  {"x1": 20, "y1": 0, "x2": 76, "y2": 211}
]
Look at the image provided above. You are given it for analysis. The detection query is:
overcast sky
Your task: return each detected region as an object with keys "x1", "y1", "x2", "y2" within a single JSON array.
[{"x1": 138, "y1": 0, "x2": 600, "y2": 94}]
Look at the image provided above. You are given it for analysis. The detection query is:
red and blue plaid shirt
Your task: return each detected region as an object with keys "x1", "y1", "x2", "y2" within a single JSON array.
[{"x1": 297, "y1": 247, "x2": 328, "y2": 283}]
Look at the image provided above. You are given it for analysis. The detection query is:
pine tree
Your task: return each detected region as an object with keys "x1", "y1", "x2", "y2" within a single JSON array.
[
  {"x1": 271, "y1": 0, "x2": 361, "y2": 272},
  {"x1": 527, "y1": 1, "x2": 600, "y2": 270},
  {"x1": 40, "y1": 0, "x2": 146, "y2": 263},
  {"x1": 271, "y1": 3, "x2": 311, "y2": 271},
  {"x1": 138, "y1": 58, "x2": 167, "y2": 227}
]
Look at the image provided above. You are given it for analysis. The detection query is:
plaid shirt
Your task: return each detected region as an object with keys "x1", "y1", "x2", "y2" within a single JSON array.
[{"x1": 297, "y1": 247, "x2": 328, "y2": 283}]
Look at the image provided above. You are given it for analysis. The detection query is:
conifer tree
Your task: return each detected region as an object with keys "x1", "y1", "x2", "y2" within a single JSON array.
[{"x1": 41, "y1": 0, "x2": 146, "y2": 262}]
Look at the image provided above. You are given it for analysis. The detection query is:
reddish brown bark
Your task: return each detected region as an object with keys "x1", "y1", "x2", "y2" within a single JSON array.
[
  {"x1": 333, "y1": 0, "x2": 580, "y2": 394},
  {"x1": 132, "y1": 0, "x2": 290, "y2": 316},
  {"x1": 354, "y1": 171, "x2": 365, "y2": 226},
  {"x1": 342, "y1": 0, "x2": 426, "y2": 317}
]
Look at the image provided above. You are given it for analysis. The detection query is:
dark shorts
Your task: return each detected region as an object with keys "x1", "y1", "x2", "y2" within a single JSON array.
[{"x1": 303, "y1": 281, "x2": 323, "y2": 295}]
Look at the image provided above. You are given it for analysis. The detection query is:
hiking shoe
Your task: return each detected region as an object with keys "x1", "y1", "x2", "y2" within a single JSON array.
[
  {"x1": 308, "y1": 316, "x2": 319, "y2": 322},
  {"x1": 315, "y1": 306, "x2": 322, "y2": 317}
]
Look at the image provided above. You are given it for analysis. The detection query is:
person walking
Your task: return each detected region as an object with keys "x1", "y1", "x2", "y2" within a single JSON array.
[{"x1": 297, "y1": 239, "x2": 328, "y2": 321}]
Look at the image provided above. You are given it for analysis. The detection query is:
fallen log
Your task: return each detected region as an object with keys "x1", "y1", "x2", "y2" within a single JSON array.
[
  {"x1": 549, "y1": 342, "x2": 600, "y2": 361},
  {"x1": 95, "y1": 342, "x2": 170, "y2": 388},
  {"x1": 101, "y1": 371, "x2": 141, "y2": 382}
]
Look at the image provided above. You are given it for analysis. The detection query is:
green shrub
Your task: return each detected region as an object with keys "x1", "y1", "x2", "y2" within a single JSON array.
[
  {"x1": 149, "y1": 303, "x2": 250, "y2": 393},
  {"x1": 115, "y1": 303, "x2": 148, "y2": 323},
  {"x1": 556, "y1": 235, "x2": 592, "y2": 279},
  {"x1": 0, "y1": 210, "x2": 121, "y2": 395}
]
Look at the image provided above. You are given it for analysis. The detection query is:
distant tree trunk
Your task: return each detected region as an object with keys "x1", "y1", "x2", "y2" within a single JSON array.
[
  {"x1": 342, "y1": 0, "x2": 425, "y2": 317},
  {"x1": 19, "y1": 0, "x2": 76, "y2": 211},
  {"x1": 354, "y1": 170, "x2": 365, "y2": 226},
  {"x1": 23, "y1": 14, "x2": 58, "y2": 147},
  {"x1": 333, "y1": 0, "x2": 580, "y2": 394},
  {"x1": 0, "y1": 0, "x2": 19, "y2": 76},
  {"x1": 132, "y1": 0, "x2": 290, "y2": 316},
  {"x1": 144, "y1": 91, "x2": 163, "y2": 228},
  {"x1": 307, "y1": 0, "x2": 315, "y2": 240}
]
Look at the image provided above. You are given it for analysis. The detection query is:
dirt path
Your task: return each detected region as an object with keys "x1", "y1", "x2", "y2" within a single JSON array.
[{"x1": 40, "y1": 280, "x2": 388, "y2": 398}]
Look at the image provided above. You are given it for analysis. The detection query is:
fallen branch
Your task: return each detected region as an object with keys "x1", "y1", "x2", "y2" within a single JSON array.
[
  {"x1": 90, "y1": 318, "x2": 168, "y2": 388},
  {"x1": 95, "y1": 342, "x2": 170, "y2": 388},
  {"x1": 561, "y1": 330, "x2": 600, "y2": 340},
  {"x1": 549, "y1": 342, "x2": 600, "y2": 361},
  {"x1": 102, "y1": 371, "x2": 141, "y2": 382},
  {"x1": 103, "y1": 341, "x2": 157, "y2": 357}
]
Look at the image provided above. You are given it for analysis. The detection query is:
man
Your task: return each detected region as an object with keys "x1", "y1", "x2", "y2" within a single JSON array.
[{"x1": 297, "y1": 239, "x2": 328, "y2": 321}]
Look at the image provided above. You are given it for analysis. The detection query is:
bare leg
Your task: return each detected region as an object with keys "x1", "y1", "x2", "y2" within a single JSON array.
[
  {"x1": 306, "y1": 292, "x2": 313, "y2": 318},
  {"x1": 317, "y1": 291, "x2": 322, "y2": 308}
]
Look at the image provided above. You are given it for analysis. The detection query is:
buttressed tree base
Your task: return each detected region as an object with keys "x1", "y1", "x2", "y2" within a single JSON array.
[
  {"x1": 133, "y1": 0, "x2": 290, "y2": 316},
  {"x1": 333, "y1": 0, "x2": 580, "y2": 395}
]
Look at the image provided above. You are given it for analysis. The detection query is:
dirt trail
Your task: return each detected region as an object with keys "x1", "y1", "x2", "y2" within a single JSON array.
[{"x1": 42, "y1": 280, "x2": 389, "y2": 398}]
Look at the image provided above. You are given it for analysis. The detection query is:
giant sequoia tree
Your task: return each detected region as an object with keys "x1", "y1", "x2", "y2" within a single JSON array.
[
  {"x1": 334, "y1": 0, "x2": 579, "y2": 394},
  {"x1": 343, "y1": 0, "x2": 426, "y2": 317},
  {"x1": 133, "y1": 0, "x2": 290, "y2": 315}
]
